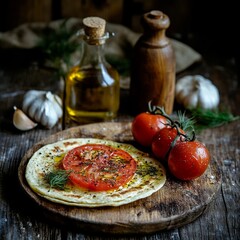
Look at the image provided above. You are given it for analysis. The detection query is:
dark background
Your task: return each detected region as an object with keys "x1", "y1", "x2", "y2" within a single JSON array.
[{"x1": 0, "y1": 0, "x2": 239, "y2": 73}]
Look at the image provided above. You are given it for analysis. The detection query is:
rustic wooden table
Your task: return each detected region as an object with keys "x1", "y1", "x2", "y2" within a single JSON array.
[{"x1": 0, "y1": 50, "x2": 239, "y2": 239}]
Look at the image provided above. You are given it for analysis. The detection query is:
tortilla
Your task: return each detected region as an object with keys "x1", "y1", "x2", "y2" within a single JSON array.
[{"x1": 25, "y1": 138, "x2": 166, "y2": 207}]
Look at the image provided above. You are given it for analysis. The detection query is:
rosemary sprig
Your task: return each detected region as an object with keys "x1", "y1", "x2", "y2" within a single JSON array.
[
  {"x1": 44, "y1": 169, "x2": 72, "y2": 190},
  {"x1": 190, "y1": 108, "x2": 240, "y2": 131}
]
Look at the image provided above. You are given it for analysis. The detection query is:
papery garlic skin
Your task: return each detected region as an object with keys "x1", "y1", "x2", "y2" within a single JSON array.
[
  {"x1": 22, "y1": 90, "x2": 63, "y2": 129},
  {"x1": 175, "y1": 75, "x2": 220, "y2": 110}
]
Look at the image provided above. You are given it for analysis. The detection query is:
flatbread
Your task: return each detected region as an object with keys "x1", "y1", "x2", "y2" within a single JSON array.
[{"x1": 25, "y1": 138, "x2": 166, "y2": 207}]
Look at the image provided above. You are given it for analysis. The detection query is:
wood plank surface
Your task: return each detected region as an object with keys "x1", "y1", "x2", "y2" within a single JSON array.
[
  {"x1": 0, "y1": 50, "x2": 239, "y2": 239},
  {"x1": 18, "y1": 122, "x2": 221, "y2": 235}
]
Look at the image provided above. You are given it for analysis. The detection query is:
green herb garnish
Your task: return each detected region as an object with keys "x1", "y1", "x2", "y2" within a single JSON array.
[
  {"x1": 190, "y1": 108, "x2": 240, "y2": 131},
  {"x1": 44, "y1": 169, "x2": 72, "y2": 190},
  {"x1": 137, "y1": 164, "x2": 158, "y2": 177},
  {"x1": 177, "y1": 110, "x2": 196, "y2": 132},
  {"x1": 105, "y1": 55, "x2": 130, "y2": 77},
  {"x1": 38, "y1": 19, "x2": 81, "y2": 78}
]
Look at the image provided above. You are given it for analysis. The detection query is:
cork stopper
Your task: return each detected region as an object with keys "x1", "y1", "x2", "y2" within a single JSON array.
[{"x1": 83, "y1": 17, "x2": 106, "y2": 38}]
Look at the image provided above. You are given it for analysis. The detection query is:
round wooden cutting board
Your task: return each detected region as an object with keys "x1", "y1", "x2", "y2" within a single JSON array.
[{"x1": 18, "y1": 122, "x2": 221, "y2": 235}]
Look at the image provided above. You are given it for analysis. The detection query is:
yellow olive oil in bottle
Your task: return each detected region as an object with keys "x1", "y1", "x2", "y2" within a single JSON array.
[{"x1": 65, "y1": 17, "x2": 120, "y2": 124}]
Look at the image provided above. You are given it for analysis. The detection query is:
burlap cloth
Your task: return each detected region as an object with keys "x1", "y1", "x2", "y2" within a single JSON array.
[{"x1": 0, "y1": 18, "x2": 201, "y2": 88}]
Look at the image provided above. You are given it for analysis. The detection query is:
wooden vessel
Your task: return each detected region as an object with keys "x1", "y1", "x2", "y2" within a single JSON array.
[
  {"x1": 18, "y1": 122, "x2": 221, "y2": 235},
  {"x1": 130, "y1": 10, "x2": 176, "y2": 115}
]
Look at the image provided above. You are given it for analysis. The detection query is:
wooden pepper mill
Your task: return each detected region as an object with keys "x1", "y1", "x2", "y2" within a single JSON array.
[{"x1": 130, "y1": 10, "x2": 176, "y2": 115}]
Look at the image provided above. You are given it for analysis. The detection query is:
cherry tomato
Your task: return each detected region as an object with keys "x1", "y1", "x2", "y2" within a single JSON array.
[
  {"x1": 131, "y1": 112, "x2": 168, "y2": 147},
  {"x1": 168, "y1": 141, "x2": 210, "y2": 180},
  {"x1": 151, "y1": 127, "x2": 185, "y2": 162},
  {"x1": 62, "y1": 144, "x2": 137, "y2": 191}
]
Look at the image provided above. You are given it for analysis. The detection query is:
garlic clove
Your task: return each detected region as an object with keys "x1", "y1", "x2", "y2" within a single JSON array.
[
  {"x1": 40, "y1": 102, "x2": 58, "y2": 129},
  {"x1": 52, "y1": 95, "x2": 63, "y2": 118},
  {"x1": 13, "y1": 106, "x2": 37, "y2": 131},
  {"x1": 183, "y1": 93, "x2": 198, "y2": 109}
]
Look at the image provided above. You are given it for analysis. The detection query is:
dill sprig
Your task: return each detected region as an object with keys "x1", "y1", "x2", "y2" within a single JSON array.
[
  {"x1": 190, "y1": 108, "x2": 240, "y2": 131},
  {"x1": 44, "y1": 169, "x2": 72, "y2": 190}
]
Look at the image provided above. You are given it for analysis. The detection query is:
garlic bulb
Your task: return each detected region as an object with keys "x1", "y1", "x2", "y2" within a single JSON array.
[
  {"x1": 13, "y1": 106, "x2": 38, "y2": 131},
  {"x1": 22, "y1": 90, "x2": 63, "y2": 129},
  {"x1": 175, "y1": 75, "x2": 220, "y2": 110}
]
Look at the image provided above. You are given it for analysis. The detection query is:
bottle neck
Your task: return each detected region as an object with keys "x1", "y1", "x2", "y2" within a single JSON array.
[{"x1": 80, "y1": 40, "x2": 106, "y2": 68}]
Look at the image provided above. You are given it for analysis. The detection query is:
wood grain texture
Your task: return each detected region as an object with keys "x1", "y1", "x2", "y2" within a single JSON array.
[
  {"x1": 130, "y1": 10, "x2": 175, "y2": 115},
  {"x1": 0, "y1": 36, "x2": 239, "y2": 239},
  {"x1": 18, "y1": 122, "x2": 221, "y2": 235}
]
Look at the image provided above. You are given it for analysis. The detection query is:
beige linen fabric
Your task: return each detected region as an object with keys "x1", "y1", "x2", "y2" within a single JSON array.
[{"x1": 0, "y1": 18, "x2": 201, "y2": 73}]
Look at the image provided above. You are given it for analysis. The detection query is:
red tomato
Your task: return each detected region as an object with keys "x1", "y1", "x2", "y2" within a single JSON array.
[
  {"x1": 168, "y1": 141, "x2": 210, "y2": 180},
  {"x1": 151, "y1": 127, "x2": 185, "y2": 162},
  {"x1": 131, "y1": 112, "x2": 168, "y2": 147},
  {"x1": 62, "y1": 144, "x2": 137, "y2": 191}
]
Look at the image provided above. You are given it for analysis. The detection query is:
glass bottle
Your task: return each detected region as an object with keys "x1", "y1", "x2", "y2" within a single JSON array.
[{"x1": 65, "y1": 17, "x2": 120, "y2": 124}]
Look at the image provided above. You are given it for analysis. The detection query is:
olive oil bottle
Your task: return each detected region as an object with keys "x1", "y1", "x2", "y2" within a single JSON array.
[{"x1": 65, "y1": 17, "x2": 120, "y2": 124}]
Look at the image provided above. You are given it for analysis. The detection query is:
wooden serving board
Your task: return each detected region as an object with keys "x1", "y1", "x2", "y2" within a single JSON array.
[{"x1": 18, "y1": 122, "x2": 221, "y2": 235}]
